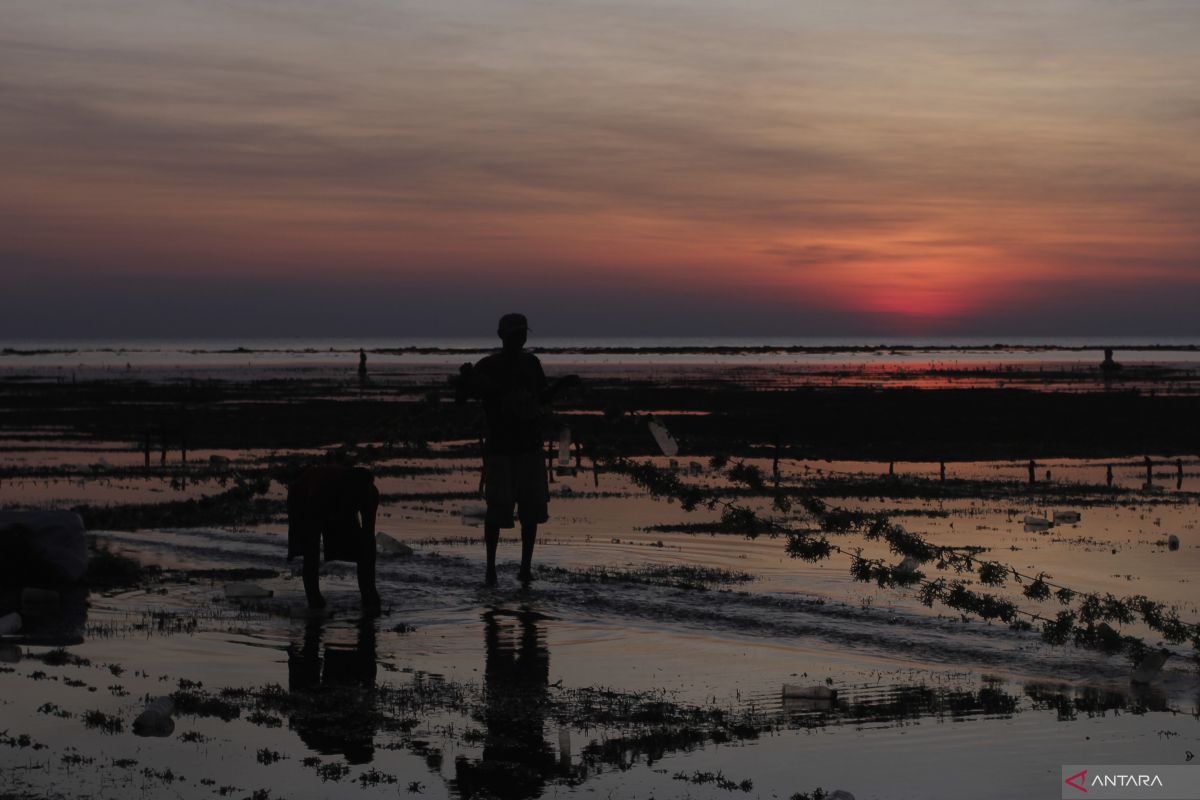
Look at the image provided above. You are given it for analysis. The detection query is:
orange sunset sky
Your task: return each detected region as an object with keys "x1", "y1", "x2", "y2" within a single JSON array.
[{"x1": 2, "y1": 0, "x2": 1198, "y2": 337}]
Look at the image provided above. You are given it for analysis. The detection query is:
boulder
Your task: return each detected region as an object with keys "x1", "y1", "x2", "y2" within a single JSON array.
[
  {"x1": 0, "y1": 612, "x2": 21, "y2": 636},
  {"x1": 376, "y1": 532, "x2": 414, "y2": 557},
  {"x1": 1131, "y1": 651, "x2": 1170, "y2": 685},
  {"x1": 133, "y1": 697, "x2": 175, "y2": 737}
]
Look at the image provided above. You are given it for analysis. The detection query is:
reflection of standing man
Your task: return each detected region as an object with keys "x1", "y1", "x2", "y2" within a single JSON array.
[
  {"x1": 453, "y1": 608, "x2": 557, "y2": 799},
  {"x1": 457, "y1": 314, "x2": 578, "y2": 586}
]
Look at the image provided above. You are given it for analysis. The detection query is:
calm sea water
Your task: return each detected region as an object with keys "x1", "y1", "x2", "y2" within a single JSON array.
[{"x1": 3, "y1": 337, "x2": 1199, "y2": 387}]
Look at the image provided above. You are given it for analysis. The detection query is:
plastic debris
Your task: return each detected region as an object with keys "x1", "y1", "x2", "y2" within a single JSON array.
[
  {"x1": 376, "y1": 532, "x2": 414, "y2": 557},
  {"x1": 783, "y1": 684, "x2": 837, "y2": 701},
  {"x1": 133, "y1": 696, "x2": 175, "y2": 737},
  {"x1": 223, "y1": 582, "x2": 272, "y2": 599},
  {"x1": 557, "y1": 427, "x2": 572, "y2": 466},
  {"x1": 1131, "y1": 651, "x2": 1170, "y2": 685},
  {"x1": 461, "y1": 504, "x2": 488, "y2": 526},
  {"x1": 1167, "y1": 534, "x2": 1180, "y2": 551},
  {"x1": 558, "y1": 727, "x2": 572, "y2": 759},
  {"x1": 0, "y1": 612, "x2": 21, "y2": 636},
  {"x1": 1052, "y1": 511, "x2": 1081, "y2": 524},
  {"x1": 648, "y1": 418, "x2": 679, "y2": 457}
]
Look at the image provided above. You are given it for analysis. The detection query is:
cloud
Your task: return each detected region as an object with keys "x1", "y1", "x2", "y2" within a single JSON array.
[{"x1": 1, "y1": 0, "x2": 1199, "y2": 335}]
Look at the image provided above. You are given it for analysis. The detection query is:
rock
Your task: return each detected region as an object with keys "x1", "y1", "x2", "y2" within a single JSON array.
[
  {"x1": 460, "y1": 504, "x2": 488, "y2": 526},
  {"x1": 688, "y1": 461, "x2": 704, "y2": 475},
  {"x1": 376, "y1": 532, "x2": 414, "y2": 557},
  {"x1": 0, "y1": 612, "x2": 21, "y2": 636},
  {"x1": 1023, "y1": 515, "x2": 1052, "y2": 532},
  {"x1": 783, "y1": 684, "x2": 837, "y2": 701},
  {"x1": 1167, "y1": 534, "x2": 1180, "y2": 551},
  {"x1": 895, "y1": 555, "x2": 921, "y2": 574},
  {"x1": 133, "y1": 696, "x2": 175, "y2": 737},
  {"x1": 830, "y1": 792, "x2": 856, "y2": 800},
  {"x1": 0, "y1": 644, "x2": 21, "y2": 663},
  {"x1": 1053, "y1": 511, "x2": 1081, "y2": 524},
  {"x1": 1131, "y1": 651, "x2": 1170, "y2": 685},
  {"x1": 208, "y1": 455, "x2": 231, "y2": 470},
  {"x1": 0, "y1": 511, "x2": 89, "y2": 583},
  {"x1": 223, "y1": 582, "x2": 272, "y2": 599}
]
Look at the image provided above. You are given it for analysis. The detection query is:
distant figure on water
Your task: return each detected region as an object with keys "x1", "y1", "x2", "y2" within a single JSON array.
[
  {"x1": 287, "y1": 465, "x2": 381, "y2": 615},
  {"x1": 358, "y1": 348, "x2": 368, "y2": 383},
  {"x1": 1100, "y1": 348, "x2": 1122, "y2": 375},
  {"x1": 1028, "y1": 459, "x2": 1036, "y2": 485},
  {"x1": 457, "y1": 313, "x2": 580, "y2": 586}
]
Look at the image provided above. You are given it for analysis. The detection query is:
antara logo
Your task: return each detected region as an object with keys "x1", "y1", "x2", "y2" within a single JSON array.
[
  {"x1": 1091, "y1": 774, "x2": 1164, "y2": 788},
  {"x1": 1065, "y1": 769, "x2": 1165, "y2": 792},
  {"x1": 1065, "y1": 770, "x2": 1088, "y2": 792}
]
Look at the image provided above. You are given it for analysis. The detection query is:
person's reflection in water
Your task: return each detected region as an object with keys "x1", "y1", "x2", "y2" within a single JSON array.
[
  {"x1": 287, "y1": 616, "x2": 379, "y2": 764},
  {"x1": 454, "y1": 608, "x2": 559, "y2": 800}
]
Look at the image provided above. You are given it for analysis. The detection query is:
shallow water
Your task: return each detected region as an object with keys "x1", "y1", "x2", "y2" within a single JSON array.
[{"x1": 3, "y1": 405, "x2": 1200, "y2": 798}]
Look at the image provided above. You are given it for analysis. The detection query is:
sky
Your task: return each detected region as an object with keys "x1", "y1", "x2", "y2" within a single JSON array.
[{"x1": 2, "y1": 0, "x2": 1198, "y2": 338}]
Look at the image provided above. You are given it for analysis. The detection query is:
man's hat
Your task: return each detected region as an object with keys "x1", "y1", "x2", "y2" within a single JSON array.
[{"x1": 497, "y1": 313, "x2": 530, "y2": 335}]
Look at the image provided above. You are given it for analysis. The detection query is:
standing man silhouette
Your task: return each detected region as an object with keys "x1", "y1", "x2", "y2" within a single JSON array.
[{"x1": 458, "y1": 314, "x2": 578, "y2": 586}]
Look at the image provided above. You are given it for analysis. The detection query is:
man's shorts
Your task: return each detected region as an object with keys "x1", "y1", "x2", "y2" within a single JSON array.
[{"x1": 484, "y1": 452, "x2": 550, "y2": 528}]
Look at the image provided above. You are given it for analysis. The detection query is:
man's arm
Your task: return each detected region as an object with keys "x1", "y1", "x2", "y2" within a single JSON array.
[{"x1": 454, "y1": 358, "x2": 500, "y2": 403}]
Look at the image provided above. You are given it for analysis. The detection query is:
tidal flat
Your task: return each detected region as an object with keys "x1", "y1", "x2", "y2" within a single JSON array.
[{"x1": 1, "y1": 350, "x2": 1198, "y2": 800}]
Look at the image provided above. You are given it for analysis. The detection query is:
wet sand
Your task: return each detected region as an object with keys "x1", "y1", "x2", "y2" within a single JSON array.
[{"x1": 1, "y1": 360, "x2": 1198, "y2": 799}]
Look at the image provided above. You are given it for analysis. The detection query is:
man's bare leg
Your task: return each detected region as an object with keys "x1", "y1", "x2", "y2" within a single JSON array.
[
  {"x1": 519, "y1": 522, "x2": 537, "y2": 585},
  {"x1": 302, "y1": 535, "x2": 326, "y2": 610},
  {"x1": 357, "y1": 552, "x2": 381, "y2": 616},
  {"x1": 484, "y1": 523, "x2": 500, "y2": 586}
]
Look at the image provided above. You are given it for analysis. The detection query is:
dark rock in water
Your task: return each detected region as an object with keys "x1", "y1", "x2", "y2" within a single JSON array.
[
  {"x1": 0, "y1": 612, "x2": 21, "y2": 636},
  {"x1": 1131, "y1": 651, "x2": 1170, "y2": 685},
  {"x1": 1167, "y1": 534, "x2": 1180, "y2": 551},
  {"x1": 0, "y1": 511, "x2": 88, "y2": 584},
  {"x1": 133, "y1": 697, "x2": 176, "y2": 737}
]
